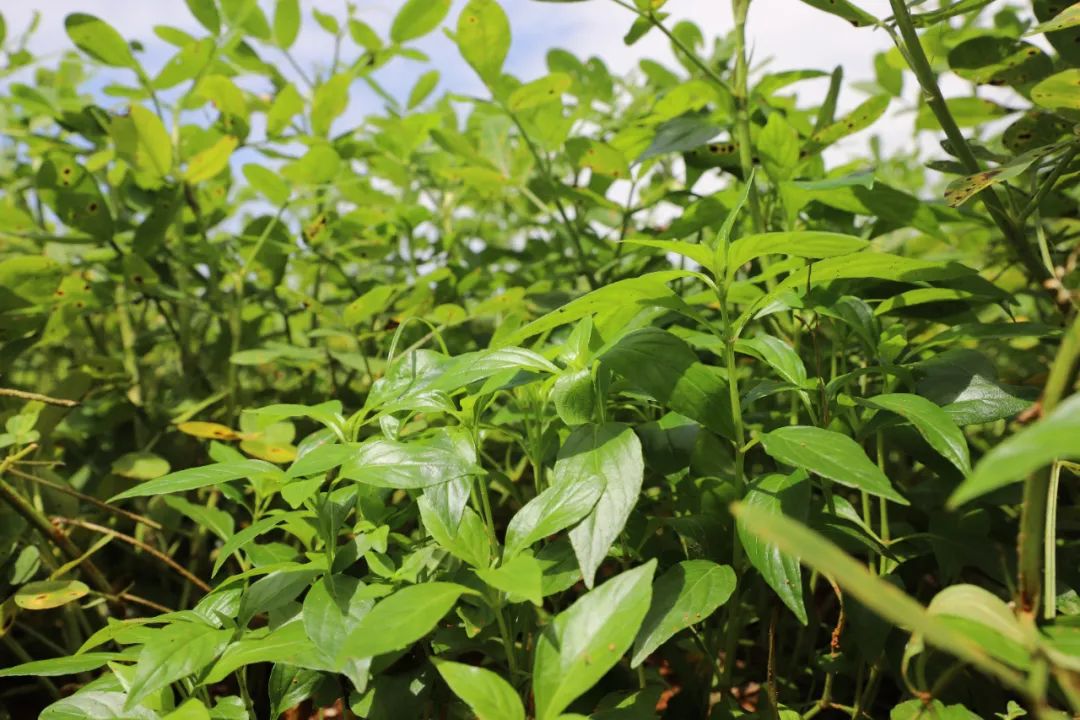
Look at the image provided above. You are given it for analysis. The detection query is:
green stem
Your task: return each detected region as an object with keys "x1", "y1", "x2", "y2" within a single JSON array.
[
  {"x1": 732, "y1": 0, "x2": 764, "y2": 234},
  {"x1": 0, "y1": 446, "x2": 117, "y2": 611},
  {"x1": 1044, "y1": 462, "x2": 1061, "y2": 621},
  {"x1": 887, "y1": 0, "x2": 1048, "y2": 288},
  {"x1": 1018, "y1": 146, "x2": 1080, "y2": 226},
  {"x1": 609, "y1": 0, "x2": 731, "y2": 93}
]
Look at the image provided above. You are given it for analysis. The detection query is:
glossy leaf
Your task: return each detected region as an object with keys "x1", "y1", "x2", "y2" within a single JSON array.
[
  {"x1": 601, "y1": 327, "x2": 735, "y2": 439},
  {"x1": 761, "y1": 425, "x2": 908, "y2": 504},
  {"x1": 737, "y1": 471, "x2": 811, "y2": 624},
  {"x1": 111, "y1": 459, "x2": 284, "y2": 500},
  {"x1": 631, "y1": 560, "x2": 735, "y2": 666},
  {"x1": 860, "y1": 393, "x2": 970, "y2": 474},
  {"x1": 504, "y1": 474, "x2": 605, "y2": 557},
  {"x1": 557, "y1": 423, "x2": 645, "y2": 587},
  {"x1": 949, "y1": 394, "x2": 1080, "y2": 507},
  {"x1": 432, "y1": 659, "x2": 525, "y2": 720},
  {"x1": 532, "y1": 561, "x2": 656, "y2": 720},
  {"x1": 338, "y1": 582, "x2": 468, "y2": 661}
]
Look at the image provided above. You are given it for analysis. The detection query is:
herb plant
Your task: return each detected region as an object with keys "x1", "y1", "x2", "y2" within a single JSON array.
[{"x1": 1, "y1": 0, "x2": 1079, "y2": 718}]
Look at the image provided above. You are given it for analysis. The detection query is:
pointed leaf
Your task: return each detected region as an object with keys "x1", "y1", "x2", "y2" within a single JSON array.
[
  {"x1": 504, "y1": 475, "x2": 605, "y2": 557},
  {"x1": 737, "y1": 471, "x2": 811, "y2": 624},
  {"x1": 631, "y1": 560, "x2": 735, "y2": 666},
  {"x1": 338, "y1": 582, "x2": 468, "y2": 661},
  {"x1": 432, "y1": 659, "x2": 525, "y2": 720},
  {"x1": 761, "y1": 426, "x2": 908, "y2": 504},
  {"x1": 533, "y1": 561, "x2": 657, "y2": 720},
  {"x1": 949, "y1": 394, "x2": 1080, "y2": 507},
  {"x1": 860, "y1": 393, "x2": 970, "y2": 474},
  {"x1": 557, "y1": 423, "x2": 644, "y2": 587}
]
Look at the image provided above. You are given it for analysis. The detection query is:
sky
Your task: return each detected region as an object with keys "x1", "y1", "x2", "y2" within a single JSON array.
[
  {"x1": 5, "y1": 0, "x2": 901, "y2": 117},
  {"x1": 4, "y1": 0, "x2": 1026, "y2": 190}
]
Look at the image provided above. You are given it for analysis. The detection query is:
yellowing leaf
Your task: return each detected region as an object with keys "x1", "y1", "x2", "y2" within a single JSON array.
[
  {"x1": 15, "y1": 580, "x2": 90, "y2": 610},
  {"x1": 178, "y1": 421, "x2": 241, "y2": 441},
  {"x1": 183, "y1": 136, "x2": 238, "y2": 184}
]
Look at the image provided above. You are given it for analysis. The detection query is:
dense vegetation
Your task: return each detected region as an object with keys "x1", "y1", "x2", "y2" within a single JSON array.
[{"x1": 1, "y1": 0, "x2": 1079, "y2": 717}]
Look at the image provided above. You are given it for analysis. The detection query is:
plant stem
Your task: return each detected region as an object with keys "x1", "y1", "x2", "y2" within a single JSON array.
[
  {"x1": 0, "y1": 387, "x2": 78, "y2": 407},
  {"x1": 1017, "y1": 310, "x2": 1080, "y2": 617},
  {"x1": 1018, "y1": 146, "x2": 1080, "y2": 226},
  {"x1": 887, "y1": 0, "x2": 1048, "y2": 288},
  {"x1": 7, "y1": 467, "x2": 161, "y2": 530},
  {"x1": 732, "y1": 0, "x2": 765, "y2": 234},
  {"x1": 55, "y1": 518, "x2": 211, "y2": 593}
]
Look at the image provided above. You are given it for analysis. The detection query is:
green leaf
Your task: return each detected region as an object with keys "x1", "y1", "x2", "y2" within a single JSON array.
[
  {"x1": 630, "y1": 560, "x2": 735, "y2": 666},
  {"x1": 204, "y1": 620, "x2": 315, "y2": 685},
  {"x1": 286, "y1": 442, "x2": 352, "y2": 478},
  {"x1": 267, "y1": 83, "x2": 304, "y2": 136},
  {"x1": 183, "y1": 136, "x2": 237, "y2": 184},
  {"x1": 552, "y1": 368, "x2": 598, "y2": 426},
  {"x1": 432, "y1": 659, "x2": 525, "y2": 720},
  {"x1": 185, "y1": 0, "x2": 221, "y2": 33},
  {"x1": 949, "y1": 394, "x2": 1080, "y2": 507},
  {"x1": 508, "y1": 73, "x2": 572, "y2": 112},
  {"x1": 532, "y1": 561, "x2": 656, "y2": 720},
  {"x1": 338, "y1": 436, "x2": 474, "y2": 488},
  {"x1": 496, "y1": 271, "x2": 690, "y2": 347},
  {"x1": 273, "y1": 0, "x2": 301, "y2": 48},
  {"x1": 126, "y1": 622, "x2": 232, "y2": 708},
  {"x1": 924, "y1": 585, "x2": 1033, "y2": 670},
  {"x1": 637, "y1": 116, "x2": 720, "y2": 163},
  {"x1": 64, "y1": 13, "x2": 138, "y2": 68},
  {"x1": 0, "y1": 653, "x2": 121, "y2": 678},
  {"x1": 15, "y1": 580, "x2": 89, "y2": 610},
  {"x1": 761, "y1": 426, "x2": 908, "y2": 504},
  {"x1": 601, "y1": 327, "x2": 735, "y2": 439},
  {"x1": 111, "y1": 459, "x2": 284, "y2": 500},
  {"x1": 163, "y1": 700, "x2": 211, "y2": 720},
  {"x1": 303, "y1": 574, "x2": 377, "y2": 669},
  {"x1": 504, "y1": 474, "x2": 605, "y2": 557},
  {"x1": 311, "y1": 73, "x2": 352, "y2": 137},
  {"x1": 736, "y1": 335, "x2": 808, "y2": 387},
  {"x1": 128, "y1": 105, "x2": 173, "y2": 184},
  {"x1": 111, "y1": 451, "x2": 170, "y2": 480},
  {"x1": 758, "y1": 113, "x2": 801, "y2": 181},
  {"x1": 338, "y1": 582, "x2": 468, "y2": 661},
  {"x1": 556, "y1": 423, "x2": 644, "y2": 587},
  {"x1": 243, "y1": 163, "x2": 290, "y2": 205},
  {"x1": 420, "y1": 501, "x2": 492, "y2": 568},
  {"x1": 725, "y1": 231, "x2": 868, "y2": 279},
  {"x1": 408, "y1": 70, "x2": 440, "y2": 109},
  {"x1": 737, "y1": 470, "x2": 811, "y2": 624},
  {"x1": 391, "y1": 0, "x2": 452, "y2": 43},
  {"x1": 1027, "y1": 2, "x2": 1080, "y2": 34},
  {"x1": 1032, "y1": 70, "x2": 1080, "y2": 111},
  {"x1": 475, "y1": 552, "x2": 544, "y2": 605},
  {"x1": 859, "y1": 393, "x2": 970, "y2": 474},
  {"x1": 457, "y1": 0, "x2": 511, "y2": 86},
  {"x1": 731, "y1": 502, "x2": 1026, "y2": 692}
]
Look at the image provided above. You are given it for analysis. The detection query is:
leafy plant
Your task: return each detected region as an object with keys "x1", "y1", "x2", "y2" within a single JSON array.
[{"x1": 1, "y1": 0, "x2": 1078, "y2": 718}]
